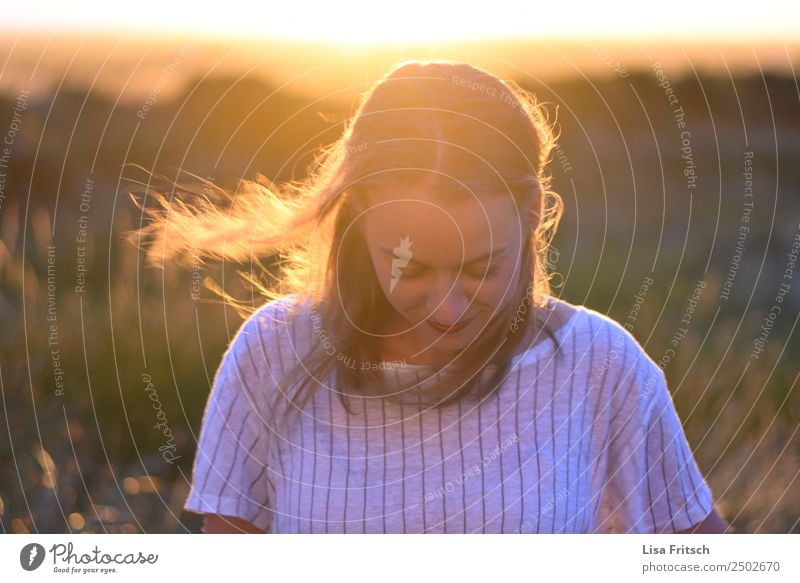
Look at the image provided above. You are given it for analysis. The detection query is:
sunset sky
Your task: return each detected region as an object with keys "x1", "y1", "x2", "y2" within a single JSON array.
[
  {"x1": 1, "y1": 0, "x2": 797, "y2": 103},
  {"x1": 4, "y1": 0, "x2": 799, "y2": 44}
]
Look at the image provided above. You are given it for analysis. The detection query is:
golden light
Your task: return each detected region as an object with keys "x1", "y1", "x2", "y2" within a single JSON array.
[{"x1": 2, "y1": 0, "x2": 799, "y2": 44}]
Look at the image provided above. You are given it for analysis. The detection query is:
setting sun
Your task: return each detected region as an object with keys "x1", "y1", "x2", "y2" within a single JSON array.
[{"x1": 3, "y1": 0, "x2": 799, "y2": 44}]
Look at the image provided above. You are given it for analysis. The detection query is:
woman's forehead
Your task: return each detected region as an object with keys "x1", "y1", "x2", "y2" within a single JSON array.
[
  {"x1": 362, "y1": 189, "x2": 521, "y2": 223},
  {"x1": 363, "y1": 184, "x2": 517, "y2": 211},
  {"x1": 360, "y1": 195, "x2": 522, "y2": 262}
]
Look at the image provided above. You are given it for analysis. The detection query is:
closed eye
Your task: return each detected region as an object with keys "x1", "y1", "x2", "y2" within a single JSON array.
[
  {"x1": 399, "y1": 265, "x2": 427, "y2": 279},
  {"x1": 470, "y1": 263, "x2": 502, "y2": 279},
  {"x1": 400, "y1": 262, "x2": 503, "y2": 280}
]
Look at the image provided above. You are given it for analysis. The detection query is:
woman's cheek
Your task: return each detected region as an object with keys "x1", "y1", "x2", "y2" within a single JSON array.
[
  {"x1": 385, "y1": 277, "x2": 427, "y2": 310},
  {"x1": 474, "y1": 267, "x2": 520, "y2": 305},
  {"x1": 472, "y1": 279, "x2": 505, "y2": 305}
]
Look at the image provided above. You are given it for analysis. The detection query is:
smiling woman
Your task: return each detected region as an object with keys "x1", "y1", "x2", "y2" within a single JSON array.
[
  {"x1": 129, "y1": 58, "x2": 728, "y2": 534},
  {"x1": 359, "y1": 188, "x2": 529, "y2": 368}
]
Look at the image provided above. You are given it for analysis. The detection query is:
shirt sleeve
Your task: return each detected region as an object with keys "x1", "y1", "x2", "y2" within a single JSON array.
[
  {"x1": 596, "y1": 351, "x2": 715, "y2": 533},
  {"x1": 183, "y1": 313, "x2": 275, "y2": 532}
]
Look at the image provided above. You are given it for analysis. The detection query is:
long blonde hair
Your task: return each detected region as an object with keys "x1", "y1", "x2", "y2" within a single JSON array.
[{"x1": 127, "y1": 58, "x2": 564, "y2": 422}]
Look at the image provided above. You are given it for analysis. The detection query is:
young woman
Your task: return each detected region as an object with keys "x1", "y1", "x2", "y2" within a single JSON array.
[{"x1": 135, "y1": 58, "x2": 728, "y2": 534}]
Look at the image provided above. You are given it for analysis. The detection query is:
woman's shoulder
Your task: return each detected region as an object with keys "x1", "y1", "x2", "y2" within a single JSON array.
[
  {"x1": 237, "y1": 293, "x2": 312, "y2": 345},
  {"x1": 247, "y1": 293, "x2": 307, "y2": 328},
  {"x1": 546, "y1": 297, "x2": 667, "y2": 420},
  {"x1": 544, "y1": 296, "x2": 660, "y2": 371},
  {"x1": 240, "y1": 293, "x2": 319, "y2": 359},
  {"x1": 210, "y1": 294, "x2": 315, "y2": 392}
]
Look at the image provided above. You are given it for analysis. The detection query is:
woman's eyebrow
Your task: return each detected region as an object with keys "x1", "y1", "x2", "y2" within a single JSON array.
[{"x1": 378, "y1": 245, "x2": 509, "y2": 267}]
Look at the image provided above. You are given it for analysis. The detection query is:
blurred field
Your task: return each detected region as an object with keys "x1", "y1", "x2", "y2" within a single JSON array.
[{"x1": 0, "y1": 60, "x2": 798, "y2": 533}]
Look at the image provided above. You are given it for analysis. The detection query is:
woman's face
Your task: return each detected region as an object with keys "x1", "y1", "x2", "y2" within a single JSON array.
[{"x1": 356, "y1": 185, "x2": 528, "y2": 361}]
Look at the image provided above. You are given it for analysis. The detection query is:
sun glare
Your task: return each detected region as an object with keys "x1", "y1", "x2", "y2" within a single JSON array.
[{"x1": 3, "y1": 0, "x2": 798, "y2": 45}]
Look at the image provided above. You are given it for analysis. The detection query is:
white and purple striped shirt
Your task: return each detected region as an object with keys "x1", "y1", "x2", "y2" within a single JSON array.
[{"x1": 184, "y1": 294, "x2": 715, "y2": 533}]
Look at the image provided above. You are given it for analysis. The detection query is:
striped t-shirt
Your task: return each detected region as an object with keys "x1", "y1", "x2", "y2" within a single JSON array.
[{"x1": 183, "y1": 294, "x2": 715, "y2": 533}]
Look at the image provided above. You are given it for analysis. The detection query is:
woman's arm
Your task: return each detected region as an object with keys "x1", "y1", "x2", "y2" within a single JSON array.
[
  {"x1": 202, "y1": 514, "x2": 267, "y2": 534},
  {"x1": 675, "y1": 508, "x2": 730, "y2": 534}
]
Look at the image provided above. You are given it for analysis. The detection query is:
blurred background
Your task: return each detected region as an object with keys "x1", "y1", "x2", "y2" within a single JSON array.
[{"x1": 0, "y1": 1, "x2": 798, "y2": 534}]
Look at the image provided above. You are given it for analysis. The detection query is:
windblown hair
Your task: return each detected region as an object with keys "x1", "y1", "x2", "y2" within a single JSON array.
[{"x1": 127, "y1": 58, "x2": 564, "y2": 424}]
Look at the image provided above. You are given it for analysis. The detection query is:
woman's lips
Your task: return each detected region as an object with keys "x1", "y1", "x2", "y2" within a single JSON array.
[{"x1": 426, "y1": 317, "x2": 474, "y2": 334}]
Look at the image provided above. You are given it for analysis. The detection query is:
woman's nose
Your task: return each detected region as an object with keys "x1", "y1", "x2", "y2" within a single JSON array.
[{"x1": 426, "y1": 276, "x2": 470, "y2": 324}]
